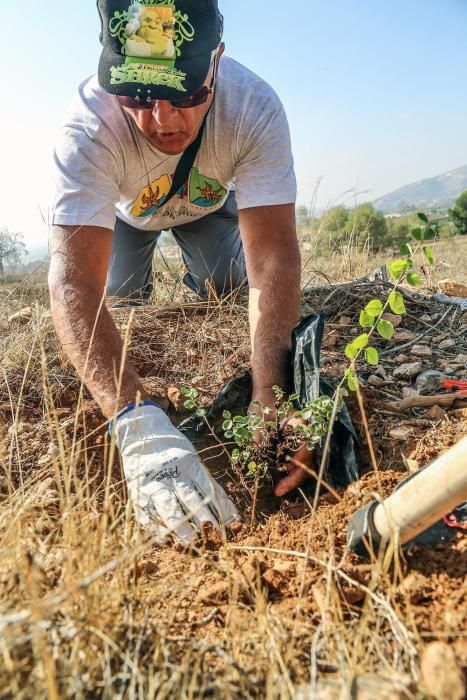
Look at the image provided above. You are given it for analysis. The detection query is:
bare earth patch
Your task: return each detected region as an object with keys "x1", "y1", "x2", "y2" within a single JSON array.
[{"x1": 0, "y1": 260, "x2": 466, "y2": 698}]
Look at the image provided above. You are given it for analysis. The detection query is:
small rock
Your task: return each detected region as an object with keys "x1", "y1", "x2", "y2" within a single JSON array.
[
  {"x1": 241, "y1": 560, "x2": 259, "y2": 584},
  {"x1": 420, "y1": 314, "x2": 433, "y2": 324},
  {"x1": 8, "y1": 307, "x2": 33, "y2": 325},
  {"x1": 454, "y1": 354, "x2": 467, "y2": 365},
  {"x1": 196, "y1": 581, "x2": 229, "y2": 605},
  {"x1": 262, "y1": 568, "x2": 283, "y2": 590},
  {"x1": 438, "y1": 279, "x2": 467, "y2": 299},
  {"x1": 420, "y1": 641, "x2": 465, "y2": 700},
  {"x1": 394, "y1": 354, "x2": 409, "y2": 364},
  {"x1": 272, "y1": 559, "x2": 296, "y2": 575},
  {"x1": 393, "y1": 362, "x2": 423, "y2": 379},
  {"x1": 401, "y1": 455, "x2": 420, "y2": 473},
  {"x1": 341, "y1": 585, "x2": 366, "y2": 605},
  {"x1": 322, "y1": 332, "x2": 339, "y2": 349},
  {"x1": 402, "y1": 387, "x2": 418, "y2": 399},
  {"x1": 381, "y1": 313, "x2": 402, "y2": 327},
  {"x1": 394, "y1": 329, "x2": 416, "y2": 343},
  {"x1": 375, "y1": 366, "x2": 387, "y2": 378},
  {"x1": 390, "y1": 427, "x2": 414, "y2": 441},
  {"x1": 445, "y1": 367, "x2": 455, "y2": 376},
  {"x1": 439, "y1": 338, "x2": 455, "y2": 350},
  {"x1": 410, "y1": 344, "x2": 433, "y2": 359},
  {"x1": 7, "y1": 421, "x2": 34, "y2": 437},
  {"x1": 428, "y1": 405, "x2": 446, "y2": 420},
  {"x1": 38, "y1": 444, "x2": 60, "y2": 467},
  {"x1": 367, "y1": 375, "x2": 386, "y2": 387},
  {"x1": 228, "y1": 519, "x2": 243, "y2": 535},
  {"x1": 415, "y1": 370, "x2": 446, "y2": 395},
  {"x1": 398, "y1": 571, "x2": 428, "y2": 597},
  {"x1": 338, "y1": 315, "x2": 352, "y2": 326}
]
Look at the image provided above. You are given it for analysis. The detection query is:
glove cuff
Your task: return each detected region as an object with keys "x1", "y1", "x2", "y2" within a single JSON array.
[{"x1": 108, "y1": 400, "x2": 161, "y2": 435}]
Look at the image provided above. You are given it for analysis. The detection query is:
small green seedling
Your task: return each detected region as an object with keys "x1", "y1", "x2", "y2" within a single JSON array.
[
  {"x1": 181, "y1": 386, "x2": 206, "y2": 418},
  {"x1": 343, "y1": 212, "x2": 437, "y2": 391}
]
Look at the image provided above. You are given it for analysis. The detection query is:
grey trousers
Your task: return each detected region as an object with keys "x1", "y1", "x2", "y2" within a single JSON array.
[{"x1": 107, "y1": 192, "x2": 247, "y2": 300}]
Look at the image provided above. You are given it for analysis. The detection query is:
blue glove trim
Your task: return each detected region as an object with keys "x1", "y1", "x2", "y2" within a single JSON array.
[{"x1": 108, "y1": 400, "x2": 161, "y2": 435}]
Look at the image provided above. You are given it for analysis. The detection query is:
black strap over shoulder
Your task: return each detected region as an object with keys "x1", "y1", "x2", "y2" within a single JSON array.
[{"x1": 163, "y1": 114, "x2": 208, "y2": 206}]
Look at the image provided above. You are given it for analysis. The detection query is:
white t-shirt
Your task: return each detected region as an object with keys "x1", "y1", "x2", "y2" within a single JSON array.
[{"x1": 52, "y1": 56, "x2": 297, "y2": 232}]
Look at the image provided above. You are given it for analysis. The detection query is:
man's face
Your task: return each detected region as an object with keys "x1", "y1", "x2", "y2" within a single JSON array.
[{"x1": 121, "y1": 47, "x2": 223, "y2": 155}]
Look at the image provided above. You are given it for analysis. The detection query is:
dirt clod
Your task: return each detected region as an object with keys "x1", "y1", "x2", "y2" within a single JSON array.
[{"x1": 420, "y1": 642, "x2": 466, "y2": 700}]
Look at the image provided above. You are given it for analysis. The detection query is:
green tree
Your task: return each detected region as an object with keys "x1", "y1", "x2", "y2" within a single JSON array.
[
  {"x1": 449, "y1": 191, "x2": 467, "y2": 235},
  {"x1": 346, "y1": 203, "x2": 388, "y2": 248},
  {"x1": 0, "y1": 227, "x2": 26, "y2": 276}
]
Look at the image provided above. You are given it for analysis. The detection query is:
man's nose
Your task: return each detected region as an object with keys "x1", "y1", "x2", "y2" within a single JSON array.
[{"x1": 152, "y1": 100, "x2": 180, "y2": 125}]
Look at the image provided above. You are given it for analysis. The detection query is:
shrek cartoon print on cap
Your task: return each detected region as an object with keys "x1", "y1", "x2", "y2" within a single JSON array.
[{"x1": 97, "y1": 0, "x2": 223, "y2": 100}]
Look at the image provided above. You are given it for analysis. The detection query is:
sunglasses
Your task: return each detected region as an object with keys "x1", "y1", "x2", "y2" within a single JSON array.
[{"x1": 117, "y1": 55, "x2": 218, "y2": 111}]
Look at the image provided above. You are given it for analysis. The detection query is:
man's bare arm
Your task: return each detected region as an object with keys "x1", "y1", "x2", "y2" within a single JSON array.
[
  {"x1": 48, "y1": 225, "x2": 148, "y2": 419},
  {"x1": 239, "y1": 203, "x2": 301, "y2": 404}
]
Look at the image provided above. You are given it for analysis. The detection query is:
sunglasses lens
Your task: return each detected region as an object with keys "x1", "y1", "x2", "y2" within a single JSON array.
[
  {"x1": 117, "y1": 86, "x2": 213, "y2": 111},
  {"x1": 117, "y1": 96, "x2": 155, "y2": 110},
  {"x1": 171, "y1": 86, "x2": 211, "y2": 109}
]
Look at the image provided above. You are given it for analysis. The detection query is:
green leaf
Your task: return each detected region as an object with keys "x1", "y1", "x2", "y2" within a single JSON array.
[
  {"x1": 377, "y1": 319, "x2": 395, "y2": 339},
  {"x1": 223, "y1": 410, "x2": 231, "y2": 420},
  {"x1": 417, "y1": 212, "x2": 429, "y2": 224},
  {"x1": 345, "y1": 343, "x2": 358, "y2": 360},
  {"x1": 365, "y1": 347, "x2": 379, "y2": 366},
  {"x1": 399, "y1": 243, "x2": 412, "y2": 257},
  {"x1": 184, "y1": 400, "x2": 196, "y2": 410},
  {"x1": 422, "y1": 227, "x2": 436, "y2": 241},
  {"x1": 365, "y1": 299, "x2": 383, "y2": 318},
  {"x1": 388, "y1": 290, "x2": 407, "y2": 315},
  {"x1": 181, "y1": 386, "x2": 190, "y2": 397},
  {"x1": 359, "y1": 310, "x2": 374, "y2": 328},
  {"x1": 353, "y1": 333, "x2": 370, "y2": 350},
  {"x1": 223, "y1": 420, "x2": 233, "y2": 431},
  {"x1": 410, "y1": 227, "x2": 423, "y2": 241},
  {"x1": 388, "y1": 259, "x2": 408, "y2": 280},
  {"x1": 423, "y1": 246, "x2": 434, "y2": 265},
  {"x1": 407, "y1": 272, "x2": 422, "y2": 287}
]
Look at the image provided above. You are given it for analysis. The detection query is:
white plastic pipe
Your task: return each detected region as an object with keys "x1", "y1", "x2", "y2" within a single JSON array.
[{"x1": 373, "y1": 436, "x2": 467, "y2": 544}]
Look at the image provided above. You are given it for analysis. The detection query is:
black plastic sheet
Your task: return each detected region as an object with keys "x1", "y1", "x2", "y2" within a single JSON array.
[{"x1": 179, "y1": 313, "x2": 361, "y2": 487}]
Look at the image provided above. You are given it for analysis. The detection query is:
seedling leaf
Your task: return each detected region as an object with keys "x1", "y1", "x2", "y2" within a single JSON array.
[
  {"x1": 365, "y1": 347, "x2": 379, "y2": 366},
  {"x1": 388, "y1": 290, "x2": 406, "y2": 315},
  {"x1": 423, "y1": 246, "x2": 434, "y2": 264},
  {"x1": 407, "y1": 272, "x2": 422, "y2": 287},
  {"x1": 377, "y1": 319, "x2": 395, "y2": 339},
  {"x1": 359, "y1": 310, "x2": 374, "y2": 328},
  {"x1": 365, "y1": 299, "x2": 383, "y2": 318},
  {"x1": 388, "y1": 259, "x2": 408, "y2": 279}
]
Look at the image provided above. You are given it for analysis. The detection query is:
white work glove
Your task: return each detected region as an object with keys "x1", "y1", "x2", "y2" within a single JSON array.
[{"x1": 113, "y1": 402, "x2": 238, "y2": 545}]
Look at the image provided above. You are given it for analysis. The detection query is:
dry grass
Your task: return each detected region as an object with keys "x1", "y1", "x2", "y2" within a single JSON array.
[{"x1": 0, "y1": 240, "x2": 466, "y2": 698}]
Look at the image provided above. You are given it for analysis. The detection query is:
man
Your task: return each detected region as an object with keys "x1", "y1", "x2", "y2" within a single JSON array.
[{"x1": 49, "y1": 0, "x2": 310, "y2": 545}]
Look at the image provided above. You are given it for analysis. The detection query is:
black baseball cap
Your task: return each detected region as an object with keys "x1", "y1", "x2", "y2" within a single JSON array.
[{"x1": 97, "y1": 0, "x2": 223, "y2": 100}]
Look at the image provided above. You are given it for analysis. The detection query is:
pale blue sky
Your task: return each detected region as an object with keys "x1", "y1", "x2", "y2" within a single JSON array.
[{"x1": 2, "y1": 0, "x2": 467, "y2": 246}]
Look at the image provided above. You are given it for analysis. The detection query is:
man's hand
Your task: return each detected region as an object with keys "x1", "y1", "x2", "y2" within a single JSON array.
[
  {"x1": 250, "y1": 389, "x2": 315, "y2": 498},
  {"x1": 114, "y1": 402, "x2": 238, "y2": 544}
]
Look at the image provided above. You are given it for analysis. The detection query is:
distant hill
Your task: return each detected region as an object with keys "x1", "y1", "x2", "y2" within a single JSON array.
[{"x1": 373, "y1": 164, "x2": 467, "y2": 214}]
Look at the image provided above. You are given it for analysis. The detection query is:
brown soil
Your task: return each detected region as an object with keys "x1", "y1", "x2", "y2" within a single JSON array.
[{"x1": 1, "y1": 282, "x2": 466, "y2": 697}]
